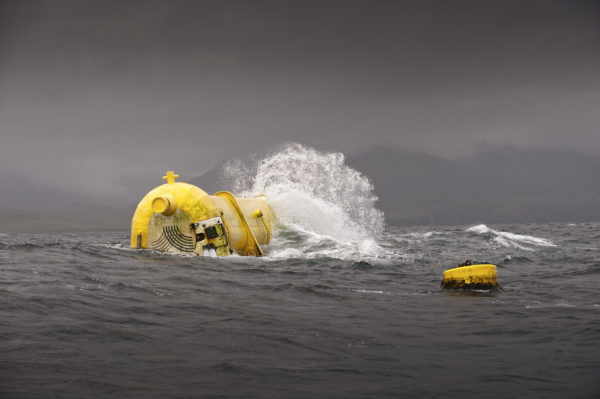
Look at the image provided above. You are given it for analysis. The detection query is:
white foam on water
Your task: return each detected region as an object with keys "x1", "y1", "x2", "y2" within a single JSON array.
[
  {"x1": 466, "y1": 224, "x2": 556, "y2": 250},
  {"x1": 354, "y1": 289, "x2": 390, "y2": 295},
  {"x1": 524, "y1": 300, "x2": 576, "y2": 309},
  {"x1": 222, "y1": 143, "x2": 397, "y2": 261},
  {"x1": 396, "y1": 231, "x2": 442, "y2": 242},
  {"x1": 95, "y1": 243, "x2": 136, "y2": 251},
  {"x1": 401, "y1": 231, "x2": 436, "y2": 239},
  {"x1": 466, "y1": 224, "x2": 493, "y2": 235}
]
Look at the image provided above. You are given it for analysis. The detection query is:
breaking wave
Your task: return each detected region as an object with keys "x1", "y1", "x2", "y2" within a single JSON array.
[
  {"x1": 222, "y1": 144, "x2": 391, "y2": 260},
  {"x1": 466, "y1": 224, "x2": 556, "y2": 250}
]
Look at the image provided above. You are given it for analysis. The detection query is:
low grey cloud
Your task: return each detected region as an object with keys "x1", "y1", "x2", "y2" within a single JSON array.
[{"x1": 1, "y1": 0, "x2": 599, "y2": 205}]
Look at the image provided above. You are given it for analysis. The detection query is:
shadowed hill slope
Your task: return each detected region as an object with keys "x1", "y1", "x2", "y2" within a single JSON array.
[{"x1": 186, "y1": 163, "x2": 228, "y2": 195}]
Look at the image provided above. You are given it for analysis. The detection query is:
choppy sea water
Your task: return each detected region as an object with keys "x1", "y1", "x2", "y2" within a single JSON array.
[
  {"x1": 1, "y1": 222, "x2": 599, "y2": 398},
  {"x1": 2, "y1": 145, "x2": 600, "y2": 397}
]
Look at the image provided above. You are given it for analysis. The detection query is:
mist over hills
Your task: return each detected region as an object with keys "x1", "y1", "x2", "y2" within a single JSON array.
[
  {"x1": 0, "y1": 174, "x2": 131, "y2": 232},
  {"x1": 1, "y1": 146, "x2": 599, "y2": 233},
  {"x1": 187, "y1": 161, "x2": 229, "y2": 197},
  {"x1": 0, "y1": 205, "x2": 130, "y2": 233},
  {"x1": 347, "y1": 146, "x2": 600, "y2": 226},
  {"x1": 188, "y1": 145, "x2": 600, "y2": 226}
]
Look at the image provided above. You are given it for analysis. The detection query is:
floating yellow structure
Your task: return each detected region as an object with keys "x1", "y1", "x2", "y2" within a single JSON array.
[
  {"x1": 131, "y1": 171, "x2": 275, "y2": 257},
  {"x1": 442, "y1": 264, "x2": 499, "y2": 290}
]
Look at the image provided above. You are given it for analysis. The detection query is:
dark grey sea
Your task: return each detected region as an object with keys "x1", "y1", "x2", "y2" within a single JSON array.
[{"x1": 1, "y1": 223, "x2": 599, "y2": 398}]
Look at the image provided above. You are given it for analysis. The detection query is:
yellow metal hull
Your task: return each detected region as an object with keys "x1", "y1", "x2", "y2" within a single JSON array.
[{"x1": 131, "y1": 171, "x2": 275, "y2": 257}]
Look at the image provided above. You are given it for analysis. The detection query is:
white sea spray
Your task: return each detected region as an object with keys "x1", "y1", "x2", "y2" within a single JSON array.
[{"x1": 222, "y1": 143, "x2": 394, "y2": 260}]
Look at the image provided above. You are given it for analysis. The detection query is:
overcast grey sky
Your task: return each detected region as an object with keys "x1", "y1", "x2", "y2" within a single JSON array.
[{"x1": 1, "y1": 0, "x2": 599, "y2": 203}]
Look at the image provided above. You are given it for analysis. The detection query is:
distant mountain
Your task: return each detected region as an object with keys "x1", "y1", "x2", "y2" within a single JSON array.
[
  {"x1": 347, "y1": 146, "x2": 600, "y2": 225},
  {"x1": 186, "y1": 152, "x2": 264, "y2": 194},
  {"x1": 184, "y1": 146, "x2": 600, "y2": 226},
  {"x1": 4, "y1": 146, "x2": 599, "y2": 233},
  {"x1": 0, "y1": 204, "x2": 130, "y2": 233},
  {"x1": 0, "y1": 171, "x2": 134, "y2": 233},
  {"x1": 186, "y1": 162, "x2": 229, "y2": 195},
  {"x1": 0, "y1": 173, "x2": 100, "y2": 213}
]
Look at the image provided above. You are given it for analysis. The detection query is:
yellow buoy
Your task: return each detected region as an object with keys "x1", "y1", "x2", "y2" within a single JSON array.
[
  {"x1": 442, "y1": 264, "x2": 499, "y2": 290},
  {"x1": 131, "y1": 171, "x2": 275, "y2": 257}
]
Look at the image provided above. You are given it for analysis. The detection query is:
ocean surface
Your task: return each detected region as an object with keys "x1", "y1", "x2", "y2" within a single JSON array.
[
  {"x1": 2, "y1": 146, "x2": 599, "y2": 398},
  {"x1": 1, "y1": 223, "x2": 599, "y2": 398}
]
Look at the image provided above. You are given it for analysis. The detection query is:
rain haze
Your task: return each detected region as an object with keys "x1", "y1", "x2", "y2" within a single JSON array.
[{"x1": 1, "y1": 0, "x2": 599, "y2": 227}]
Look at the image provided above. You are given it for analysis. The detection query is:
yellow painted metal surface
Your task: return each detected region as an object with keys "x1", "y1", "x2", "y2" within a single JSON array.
[
  {"x1": 152, "y1": 194, "x2": 177, "y2": 215},
  {"x1": 442, "y1": 264, "x2": 499, "y2": 289},
  {"x1": 213, "y1": 191, "x2": 264, "y2": 256},
  {"x1": 130, "y1": 171, "x2": 275, "y2": 257}
]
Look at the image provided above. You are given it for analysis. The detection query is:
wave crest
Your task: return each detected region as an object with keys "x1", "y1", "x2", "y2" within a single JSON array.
[
  {"x1": 222, "y1": 143, "x2": 390, "y2": 260},
  {"x1": 466, "y1": 224, "x2": 556, "y2": 250}
]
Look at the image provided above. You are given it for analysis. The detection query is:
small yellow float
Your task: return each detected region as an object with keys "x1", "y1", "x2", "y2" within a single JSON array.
[
  {"x1": 130, "y1": 171, "x2": 275, "y2": 257},
  {"x1": 441, "y1": 261, "x2": 499, "y2": 290}
]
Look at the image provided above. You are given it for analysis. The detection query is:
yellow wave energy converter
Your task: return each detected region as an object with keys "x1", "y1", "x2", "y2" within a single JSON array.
[
  {"x1": 442, "y1": 264, "x2": 499, "y2": 290},
  {"x1": 131, "y1": 171, "x2": 275, "y2": 257}
]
